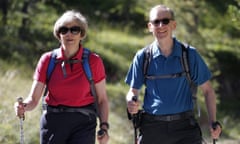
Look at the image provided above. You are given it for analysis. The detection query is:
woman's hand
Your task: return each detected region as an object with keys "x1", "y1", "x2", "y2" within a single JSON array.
[
  {"x1": 14, "y1": 99, "x2": 26, "y2": 119},
  {"x1": 97, "y1": 129, "x2": 109, "y2": 144}
]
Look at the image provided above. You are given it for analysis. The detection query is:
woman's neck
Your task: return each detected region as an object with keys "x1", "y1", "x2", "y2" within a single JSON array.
[{"x1": 62, "y1": 45, "x2": 79, "y2": 59}]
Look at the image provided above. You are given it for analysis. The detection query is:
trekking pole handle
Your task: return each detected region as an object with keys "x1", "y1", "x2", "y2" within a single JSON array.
[
  {"x1": 131, "y1": 96, "x2": 138, "y2": 144},
  {"x1": 132, "y1": 96, "x2": 138, "y2": 102},
  {"x1": 131, "y1": 96, "x2": 138, "y2": 126},
  {"x1": 212, "y1": 121, "x2": 221, "y2": 144},
  {"x1": 17, "y1": 97, "x2": 25, "y2": 120},
  {"x1": 212, "y1": 123, "x2": 217, "y2": 144},
  {"x1": 17, "y1": 97, "x2": 25, "y2": 144}
]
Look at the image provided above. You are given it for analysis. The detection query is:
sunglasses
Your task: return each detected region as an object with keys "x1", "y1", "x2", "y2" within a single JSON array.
[
  {"x1": 58, "y1": 26, "x2": 81, "y2": 35},
  {"x1": 150, "y1": 18, "x2": 172, "y2": 26}
]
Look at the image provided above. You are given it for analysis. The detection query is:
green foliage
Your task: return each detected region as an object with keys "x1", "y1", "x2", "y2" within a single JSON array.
[{"x1": 227, "y1": 0, "x2": 240, "y2": 30}]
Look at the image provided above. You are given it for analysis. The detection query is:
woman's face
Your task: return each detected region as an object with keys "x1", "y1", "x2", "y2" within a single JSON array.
[{"x1": 58, "y1": 21, "x2": 83, "y2": 49}]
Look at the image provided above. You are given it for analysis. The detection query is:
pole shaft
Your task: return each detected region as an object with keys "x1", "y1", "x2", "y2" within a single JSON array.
[
  {"x1": 20, "y1": 118, "x2": 24, "y2": 144},
  {"x1": 17, "y1": 97, "x2": 24, "y2": 144}
]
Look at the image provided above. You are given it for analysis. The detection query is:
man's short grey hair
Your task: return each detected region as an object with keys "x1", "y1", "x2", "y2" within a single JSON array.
[{"x1": 149, "y1": 5, "x2": 175, "y2": 20}]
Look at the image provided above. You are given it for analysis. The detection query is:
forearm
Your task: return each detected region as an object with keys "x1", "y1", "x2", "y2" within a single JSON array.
[
  {"x1": 24, "y1": 80, "x2": 45, "y2": 111},
  {"x1": 204, "y1": 91, "x2": 217, "y2": 123},
  {"x1": 95, "y1": 79, "x2": 109, "y2": 125},
  {"x1": 98, "y1": 98, "x2": 109, "y2": 124},
  {"x1": 200, "y1": 81, "x2": 217, "y2": 123},
  {"x1": 23, "y1": 96, "x2": 40, "y2": 111}
]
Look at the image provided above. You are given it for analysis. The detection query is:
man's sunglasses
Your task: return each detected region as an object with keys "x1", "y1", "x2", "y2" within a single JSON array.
[
  {"x1": 150, "y1": 18, "x2": 172, "y2": 26},
  {"x1": 59, "y1": 26, "x2": 81, "y2": 35}
]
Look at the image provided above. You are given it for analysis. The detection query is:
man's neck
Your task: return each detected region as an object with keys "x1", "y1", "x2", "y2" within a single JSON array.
[{"x1": 157, "y1": 38, "x2": 174, "y2": 57}]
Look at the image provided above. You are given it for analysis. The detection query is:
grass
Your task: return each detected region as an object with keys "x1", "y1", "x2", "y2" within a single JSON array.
[{"x1": 0, "y1": 63, "x2": 39, "y2": 143}]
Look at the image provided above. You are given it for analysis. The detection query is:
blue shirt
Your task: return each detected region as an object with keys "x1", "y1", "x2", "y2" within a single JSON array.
[{"x1": 125, "y1": 38, "x2": 211, "y2": 115}]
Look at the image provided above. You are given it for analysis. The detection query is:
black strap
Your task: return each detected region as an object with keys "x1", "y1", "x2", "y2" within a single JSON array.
[
  {"x1": 143, "y1": 43, "x2": 190, "y2": 80},
  {"x1": 143, "y1": 44, "x2": 152, "y2": 78},
  {"x1": 180, "y1": 43, "x2": 198, "y2": 101},
  {"x1": 45, "y1": 105, "x2": 96, "y2": 116},
  {"x1": 143, "y1": 111, "x2": 194, "y2": 121},
  {"x1": 143, "y1": 43, "x2": 199, "y2": 116},
  {"x1": 180, "y1": 43, "x2": 199, "y2": 116},
  {"x1": 145, "y1": 72, "x2": 187, "y2": 80}
]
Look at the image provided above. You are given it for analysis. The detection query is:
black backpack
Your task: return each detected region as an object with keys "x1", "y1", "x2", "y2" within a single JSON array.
[{"x1": 143, "y1": 43, "x2": 200, "y2": 116}]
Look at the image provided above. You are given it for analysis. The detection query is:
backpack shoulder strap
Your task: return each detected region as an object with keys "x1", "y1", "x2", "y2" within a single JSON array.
[
  {"x1": 82, "y1": 48, "x2": 100, "y2": 118},
  {"x1": 180, "y1": 43, "x2": 198, "y2": 89},
  {"x1": 180, "y1": 43, "x2": 200, "y2": 116},
  {"x1": 180, "y1": 43, "x2": 191, "y2": 84},
  {"x1": 82, "y1": 48, "x2": 93, "y2": 82},
  {"x1": 42, "y1": 48, "x2": 59, "y2": 110},
  {"x1": 143, "y1": 44, "x2": 187, "y2": 80},
  {"x1": 46, "y1": 48, "x2": 59, "y2": 82},
  {"x1": 143, "y1": 44, "x2": 152, "y2": 80}
]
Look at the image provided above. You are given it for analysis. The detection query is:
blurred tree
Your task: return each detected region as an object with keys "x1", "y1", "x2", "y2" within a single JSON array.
[
  {"x1": 227, "y1": 0, "x2": 240, "y2": 30},
  {"x1": 0, "y1": 0, "x2": 8, "y2": 25}
]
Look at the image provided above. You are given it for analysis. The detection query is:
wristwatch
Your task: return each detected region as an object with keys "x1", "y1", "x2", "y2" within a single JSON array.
[
  {"x1": 97, "y1": 122, "x2": 109, "y2": 138},
  {"x1": 97, "y1": 128, "x2": 108, "y2": 138}
]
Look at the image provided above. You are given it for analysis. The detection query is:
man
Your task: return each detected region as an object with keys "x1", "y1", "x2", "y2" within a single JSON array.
[{"x1": 125, "y1": 4, "x2": 222, "y2": 144}]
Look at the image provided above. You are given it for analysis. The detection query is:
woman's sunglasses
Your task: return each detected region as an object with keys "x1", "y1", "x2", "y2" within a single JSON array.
[
  {"x1": 59, "y1": 26, "x2": 81, "y2": 35},
  {"x1": 150, "y1": 18, "x2": 172, "y2": 26}
]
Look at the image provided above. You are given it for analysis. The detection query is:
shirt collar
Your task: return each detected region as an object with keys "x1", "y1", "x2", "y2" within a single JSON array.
[
  {"x1": 56, "y1": 45, "x2": 83, "y2": 60},
  {"x1": 151, "y1": 38, "x2": 182, "y2": 58}
]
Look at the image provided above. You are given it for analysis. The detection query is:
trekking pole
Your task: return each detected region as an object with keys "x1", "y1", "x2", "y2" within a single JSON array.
[
  {"x1": 17, "y1": 97, "x2": 25, "y2": 144},
  {"x1": 132, "y1": 96, "x2": 138, "y2": 144}
]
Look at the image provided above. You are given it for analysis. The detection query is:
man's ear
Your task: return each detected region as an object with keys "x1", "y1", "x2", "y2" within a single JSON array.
[
  {"x1": 171, "y1": 21, "x2": 177, "y2": 30},
  {"x1": 148, "y1": 22, "x2": 153, "y2": 32}
]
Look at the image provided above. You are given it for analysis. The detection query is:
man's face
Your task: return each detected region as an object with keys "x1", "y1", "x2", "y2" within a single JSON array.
[{"x1": 148, "y1": 7, "x2": 176, "y2": 41}]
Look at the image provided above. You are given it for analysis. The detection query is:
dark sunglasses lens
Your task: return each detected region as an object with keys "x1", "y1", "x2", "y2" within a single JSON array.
[
  {"x1": 59, "y1": 27, "x2": 68, "y2": 34},
  {"x1": 162, "y1": 19, "x2": 170, "y2": 24},
  {"x1": 59, "y1": 26, "x2": 81, "y2": 35},
  {"x1": 153, "y1": 20, "x2": 160, "y2": 25},
  {"x1": 152, "y1": 18, "x2": 170, "y2": 25},
  {"x1": 70, "y1": 26, "x2": 81, "y2": 34}
]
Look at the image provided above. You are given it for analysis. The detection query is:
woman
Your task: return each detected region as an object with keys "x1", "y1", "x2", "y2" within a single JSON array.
[{"x1": 14, "y1": 10, "x2": 109, "y2": 144}]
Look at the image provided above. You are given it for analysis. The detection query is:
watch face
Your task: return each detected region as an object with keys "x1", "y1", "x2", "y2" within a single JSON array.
[{"x1": 97, "y1": 129, "x2": 106, "y2": 137}]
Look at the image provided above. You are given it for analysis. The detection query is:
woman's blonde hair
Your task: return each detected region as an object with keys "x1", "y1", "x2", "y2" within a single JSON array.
[{"x1": 53, "y1": 10, "x2": 88, "y2": 41}]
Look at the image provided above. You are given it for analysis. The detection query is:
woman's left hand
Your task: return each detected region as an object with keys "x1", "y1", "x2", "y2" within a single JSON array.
[{"x1": 97, "y1": 130, "x2": 109, "y2": 144}]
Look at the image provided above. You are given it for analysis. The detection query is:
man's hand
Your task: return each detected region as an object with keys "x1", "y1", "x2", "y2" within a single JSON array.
[
  {"x1": 127, "y1": 96, "x2": 140, "y2": 115},
  {"x1": 210, "y1": 121, "x2": 222, "y2": 140}
]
